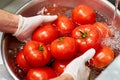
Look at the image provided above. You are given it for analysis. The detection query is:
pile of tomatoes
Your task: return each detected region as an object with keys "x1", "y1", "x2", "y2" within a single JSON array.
[{"x1": 16, "y1": 4, "x2": 114, "y2": 80}]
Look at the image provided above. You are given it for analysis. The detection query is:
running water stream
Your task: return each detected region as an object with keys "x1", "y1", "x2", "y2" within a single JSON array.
[
  {"x1": 95, "y1": 1, "x2": 120, "y2": 80},
  {"x1": 102, "y1": 0, "x2": 120, "y2": 51},
  {"x1": 112, "y1": 0, "x2": 120, "y2": 26}
]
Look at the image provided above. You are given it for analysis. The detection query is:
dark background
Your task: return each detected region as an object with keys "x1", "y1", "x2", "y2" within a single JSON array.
[{"x1": 108, "y1": 0, "x2": 120, "y2": 9}]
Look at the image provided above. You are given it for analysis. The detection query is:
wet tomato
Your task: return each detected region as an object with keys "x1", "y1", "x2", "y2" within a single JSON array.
[
  {"x1": 55, "y1": 15, "x2": 74, "y2": 35},
  {"x1": 72, "y1": 24, "x2": 102, "y2": 53},
  {"x1": 16, "y1": 49, "x2": 32, "y2": 72},
  {"x1": 90, "y1": 46, "x2": 114, "y2": 68},
  {"x1": 27, "y1": 67, "x2": 57, "y2": 80},
  {"x1": 50, "y1": 37, "x2": 77, "y2": 60},
  {"x1": 72, "y1": 5, "x2": 96, "y2": 25},
  {"x1": 23, "y1": 41, "x2": 51, "y2": 67},
  {"x1": 93, "y1": 22, "x2": 111, "y2": 38},
  {"x1": 52, "y1": 60, "x2": 70, "y2": 76},
  {"x1": 32, "y1": 24, "x2": 58, "y2": 44}
]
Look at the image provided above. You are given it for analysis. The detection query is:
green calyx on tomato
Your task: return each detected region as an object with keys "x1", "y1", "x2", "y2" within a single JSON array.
[
  {"x1": 57, "y1": 37, "x2": 64, "y2": 42},
  {"x1": 39, "y1": 45, "x2": 44, "y2": 52},
  {"x1": 50, "y1": 37, "x2": 77, "y2": 60},
  {"x1": 23, "y1": 41, "x2": 51, "y2": 67},
  {"x1": 79, "y1": 30, "x2": 88, "y2": 38},
  {"x1": 72, "y1": 24, "x2": 102, "y2": 53}
]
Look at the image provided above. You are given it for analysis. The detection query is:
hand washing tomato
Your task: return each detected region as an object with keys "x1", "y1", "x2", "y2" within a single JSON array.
[{"x1": 15, "y1": 4, "x2": 114, "y2": 80}]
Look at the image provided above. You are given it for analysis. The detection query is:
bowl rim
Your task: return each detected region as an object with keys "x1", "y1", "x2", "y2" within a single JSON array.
[{"x1": 1, "y1": 0, "x2": 120, "y2": 80}]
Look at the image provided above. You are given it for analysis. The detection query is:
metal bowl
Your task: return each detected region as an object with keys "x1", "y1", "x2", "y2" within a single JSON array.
[{"x1": 1, "y1": 0, "x2": 120, "y2": 80}]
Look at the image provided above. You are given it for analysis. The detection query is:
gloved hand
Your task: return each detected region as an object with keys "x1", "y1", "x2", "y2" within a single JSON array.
[
  {"x1": 62, "y1": 48, "x2": 96, "y2": 80},
  {"x1": 13, "y1": 15, "x2": 58, "y2": 42}
]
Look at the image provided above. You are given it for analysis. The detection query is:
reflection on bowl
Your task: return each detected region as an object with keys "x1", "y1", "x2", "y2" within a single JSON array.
[{"x1": 1, "y1": 0, "x2": 120, "y2": 80}]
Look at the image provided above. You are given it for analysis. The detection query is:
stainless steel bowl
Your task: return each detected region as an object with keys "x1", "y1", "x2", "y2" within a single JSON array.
[{"x1": 1, "y1": 0, "x2": 120, "y2": 80}]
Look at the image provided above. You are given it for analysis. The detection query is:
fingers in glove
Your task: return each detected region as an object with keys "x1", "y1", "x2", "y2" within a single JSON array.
[
  {"x1": 14, "y1": 15, "x2": 58, "y2": 42},
  {"x1": 42, "y1": 15, "x2": 58, "y2": 23},
  {"x1": 80, "y1": 48, "x2": 96, "y2": 62},
  {"x1": 77, "y1": 66, "x2": 90, "y2": 80}
]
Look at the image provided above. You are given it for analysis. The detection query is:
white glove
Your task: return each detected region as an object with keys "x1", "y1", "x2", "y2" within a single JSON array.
[
  {"x1": 13, "y1": 15, "x2": 58, "y2": 42},
  {"x1": 62, "y1": 48, "x2": 96, "y2": 80}
]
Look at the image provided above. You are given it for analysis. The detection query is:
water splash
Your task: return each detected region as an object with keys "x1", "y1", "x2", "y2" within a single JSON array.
[{"x1": 102, "y1": 0, "x2": 120, "y2": 50}]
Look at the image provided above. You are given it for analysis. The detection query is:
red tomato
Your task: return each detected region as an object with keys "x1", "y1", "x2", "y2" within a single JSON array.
[
  {"x1": 50, "y1": 37, "x2": 77, "y2": 60},
  {"x1": 23, "y1": 41, "x2": 51, "y2": 67},
  {"x1": 27, "y1": 67, "x2": 57, "y2": 80},
  {"x1": 72, "y1": 5, "x2": 96, "y2": 25},
  {"x1": 55, "y1": 15, "x2": 74, "y2": 36},
  {"x1": 93, "y1": 22, "x2": 111, "y2": 38},
  {"x1": 72, "y1": 24, "x2": 102, "y2": 53},
  {"x1": 90, "y1": 46, "x2": 114, "y2": 68},
  {"x1": 16, "y1": 50, "x2": 32, "y2": 72},
  {"x1": 32, "y1": 24, "x2": 58, "y2": 44},
  {"x1": 52, "y1": 60, "x2": 70, "y2": 76}
]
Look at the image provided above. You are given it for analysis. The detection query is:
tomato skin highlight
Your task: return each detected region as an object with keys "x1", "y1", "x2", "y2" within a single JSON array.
[
  {"x1": 23, "y1": 41, "x2": 51, "y2": 67},
  {"x1": 32, "y1": 24, "x2": 58, "y2": 44},
  {"x1": 90, "y1": 46, "x2": 114, "y2": 68},
  {"x1": 50, "y1": 37, "x2": 77, "y2": 60},
  {"x1": 72, "y1": 24, "x2": 102, "y2": 53},
  {"x1": 93, "y1": 22, "x2": 111, "y2": 38},
  {"x1": 16, "y1": 50, "x2": 32, "y2": 72},
  {"x1": 72, "y1": 5, "x2": 96, "y2": 25},
  {"x1": 56, "y1": 15, "x2": 74, "y2": 36},
  {"x1": 27, "y1": 67, "x2": 57, "y2": 80}
]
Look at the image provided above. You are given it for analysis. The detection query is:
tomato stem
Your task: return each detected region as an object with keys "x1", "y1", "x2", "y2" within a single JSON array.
[
  {"x1": 39, "y1": 45, "x2": 44, "y2": 52},
  {"x1": 58, "y1": 37, "x2": 64, "y2": 42},
  {"x1": 79, "y1": 31, "x2": 88, "y2": 38}
]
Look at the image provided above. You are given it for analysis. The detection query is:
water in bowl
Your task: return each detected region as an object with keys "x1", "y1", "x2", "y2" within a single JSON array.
[{"x1": 6, "y1": 2, "x2": 120, "y2": 80}]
